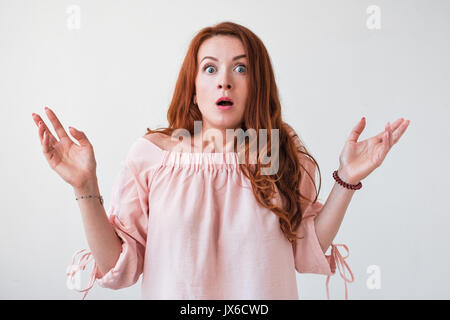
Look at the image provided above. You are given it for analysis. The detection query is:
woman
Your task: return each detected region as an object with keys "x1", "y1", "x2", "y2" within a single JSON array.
[{"x1": 31, "y1": 21, "x2": 410, "y2": 300}]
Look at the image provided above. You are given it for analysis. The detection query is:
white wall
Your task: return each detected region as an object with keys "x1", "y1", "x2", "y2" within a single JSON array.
[{"x1": 1, "y1": 0, "x2": 449, "y2": 299}]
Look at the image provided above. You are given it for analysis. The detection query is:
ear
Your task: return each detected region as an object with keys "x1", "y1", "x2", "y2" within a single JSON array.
[{"x1": 193, "y1": 95, "x2": 197, "y2": 105}]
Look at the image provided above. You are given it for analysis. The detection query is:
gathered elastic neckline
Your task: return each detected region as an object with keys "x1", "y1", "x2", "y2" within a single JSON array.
[
  {"x1": 139, "y1": 136, "x2": 242, "y2": 167},
  {"x1": 139, "y1": 136, "x2": 238, "y2": 155}
]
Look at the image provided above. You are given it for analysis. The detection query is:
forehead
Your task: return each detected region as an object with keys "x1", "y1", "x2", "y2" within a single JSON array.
[{"x1": 197, "y1": 35, "x2": 246, "y2": 62}]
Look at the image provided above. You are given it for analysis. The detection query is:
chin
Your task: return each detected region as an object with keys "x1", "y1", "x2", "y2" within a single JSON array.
[{"x1": 203, "y1": 118, "x2": 238, "y2": 131}]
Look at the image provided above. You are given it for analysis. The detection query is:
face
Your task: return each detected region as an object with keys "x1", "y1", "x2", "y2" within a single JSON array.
[{"x1": 194, "y1": 35, "x2": 249, "y2": 136}]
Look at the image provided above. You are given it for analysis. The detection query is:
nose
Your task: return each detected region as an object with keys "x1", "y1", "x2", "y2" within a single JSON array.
[
  {"x1": 217, "y1": 71, "x2": 232, "y2": 90},
  {"x1": 218, "y1": 83, "x2": 232, "y2": 89}
]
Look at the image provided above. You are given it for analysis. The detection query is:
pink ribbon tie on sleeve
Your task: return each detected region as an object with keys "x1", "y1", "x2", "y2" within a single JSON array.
[
  {"x1": 66, "y1": 249, "x2": 99, "y2": 300},
  {"x1": 325, "y1": 243, "x2": 354, "y2": 300}
]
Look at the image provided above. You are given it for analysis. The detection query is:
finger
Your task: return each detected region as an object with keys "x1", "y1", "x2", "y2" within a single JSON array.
[
  {"x1": 389, "y1": 117, "x2": 404, "y2": 132},
  {"x1": 389, "y1": 118, "x2": 404, "y2": 143},
  {"x1": 37, "y1": 118, "x2": 58, "y2": 145},
  {"x1": 33, "y1": 113, "x2": 56, "y2": 141},
  {"x1": 38, "y1": 120, "x2": 45, "y2": 143},
  {"x1": 31, "y1": 113, "x2": 42, "y2": 127},
  {"x1": 389, "y1": 123, "x2": 394, "y2": 147},
  {"x1": 392, "y1": 119, "x2": 410, "y2": 144},
  {"x1": 375, "y1": 119, "x2": 401, "y2": 143},
  {"x1": 44, "y1": 106, "x2": 70, "y2": 140},
  {"x1": 348, "y1": 117, "x2": 366, "y2": 143},
  {"x1": 43, "y1": 129, "x2": 50, "y2": 154},
  {"x1": 33, "y1": 113, "x2": 48, "y2": 142},
  {"x1": 68, "y1": 126, "x2": 91, "y2": 148},
  {"x1": 381, "y1": 130, "x2": 390, "y2": 161},
  {"x1": 386, "y1": 122, "x2": 393, "y2": 147}
]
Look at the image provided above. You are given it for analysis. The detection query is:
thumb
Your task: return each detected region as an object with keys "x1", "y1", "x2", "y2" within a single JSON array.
[
  {"x1": 69, "y1": 126, "x2": 91, "y2": 147},
  {"x1": 347, "y1": 117, "x2": 366, "y2": 143}
]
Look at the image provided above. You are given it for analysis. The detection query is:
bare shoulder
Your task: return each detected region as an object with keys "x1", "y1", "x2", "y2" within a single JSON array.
[
  {"x1": 283, "y1": 122, "x2": 310, "y2": 157},
  {"x1": 143, "y1": 131, "x2": 194, "y2": 152},
  {"x1": 283, "y1": 122, "x2": 298, "y2": 138},
  {"x1": 142, "y1": 132, "x2": 172, "y2": 151}
]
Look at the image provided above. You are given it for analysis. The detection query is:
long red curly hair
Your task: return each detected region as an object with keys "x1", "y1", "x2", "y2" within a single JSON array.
[{"x1": 145, "y1": 21, "x2": 322, "y2": 244}]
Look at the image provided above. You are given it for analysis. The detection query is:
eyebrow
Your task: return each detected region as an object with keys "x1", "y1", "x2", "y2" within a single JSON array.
[{"x1": 200, "y1": 54, "x2": 247, "y2": 63}]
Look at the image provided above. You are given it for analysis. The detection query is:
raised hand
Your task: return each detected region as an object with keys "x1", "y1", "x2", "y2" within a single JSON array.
[
  {"x1": 32, "y1": 106, "x2": 98, "y2": 189},
  {"x1": 337, "y1": 117, "x2": 410, "y2": 184}
]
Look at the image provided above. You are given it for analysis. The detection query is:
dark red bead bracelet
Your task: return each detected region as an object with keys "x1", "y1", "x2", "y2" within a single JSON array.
[{"x1": 333, "y1": 170, "x2": 362, "y2": 190}]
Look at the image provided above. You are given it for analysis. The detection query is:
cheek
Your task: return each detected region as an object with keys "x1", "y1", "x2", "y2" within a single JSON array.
[
  {"x1": 238, "y1": 83, "x2": 248, "y2": 106},
  {"x1": 236, "y1": 78, "x2": 248, "y2": 95},
  {"x1": 196, "y1": 78, "x2": 214, "y2": 100}
]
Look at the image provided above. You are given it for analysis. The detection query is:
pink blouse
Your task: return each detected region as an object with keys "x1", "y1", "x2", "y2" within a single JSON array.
[{"x1": 66, "y1": 125, "x2": 354, "y2": 300}]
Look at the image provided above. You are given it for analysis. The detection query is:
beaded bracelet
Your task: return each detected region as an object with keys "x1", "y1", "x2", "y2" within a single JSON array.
[
  {"x1": 333, "y1": 170, "x2": 362, "y2": 190},
  {"x1": 75, "y1": 194, "x2": 104, "y2": 205}
]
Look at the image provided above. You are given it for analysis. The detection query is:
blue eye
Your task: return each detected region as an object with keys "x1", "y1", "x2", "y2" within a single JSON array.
[
  {"x1": 203, "y1": 64, "x2": 247, "y2": 74},
  {"x1": 235, "y1": 65, "x2": 246, "y2": 73},
  {"x1": 204, "y1": 65, "x2": 216, "y2": 73}
]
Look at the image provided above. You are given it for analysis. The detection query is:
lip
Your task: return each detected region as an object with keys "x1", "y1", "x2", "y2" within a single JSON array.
[
  {"x1": 216, "y1": 104, "x2": 233, "y2": 110},
  {"x1": 216, "y1": 96, "x2": 234, "y2": 105}
]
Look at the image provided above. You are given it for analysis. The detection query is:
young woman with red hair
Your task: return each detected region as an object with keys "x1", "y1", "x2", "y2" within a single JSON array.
[{"x1": 32, "y1": 21, "x2": 409, "y2": 300}]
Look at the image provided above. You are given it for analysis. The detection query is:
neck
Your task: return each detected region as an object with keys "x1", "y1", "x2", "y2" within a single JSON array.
[{"x1": 192, "y1": 127, "x2": 237, "y2": 153}]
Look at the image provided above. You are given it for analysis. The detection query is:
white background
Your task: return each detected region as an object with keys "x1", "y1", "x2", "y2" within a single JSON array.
[{"x1": 1, "y1": 0, "x2": 449, "y2": 299}]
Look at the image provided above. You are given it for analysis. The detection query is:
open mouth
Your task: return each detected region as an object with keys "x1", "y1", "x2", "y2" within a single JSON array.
[{"x1": 216, "y1": 101, "x2": 234, "y2": 107}]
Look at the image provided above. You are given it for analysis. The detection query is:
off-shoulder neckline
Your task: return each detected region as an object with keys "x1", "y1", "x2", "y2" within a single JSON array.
[{"x1": 139, "y1": 136, "x2": 238, "y2": 155}]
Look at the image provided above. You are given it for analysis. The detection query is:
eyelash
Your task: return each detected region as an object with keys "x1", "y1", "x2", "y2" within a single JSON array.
[{"x1": 203, "y1": 64, "x2": 247, "y2": 74}]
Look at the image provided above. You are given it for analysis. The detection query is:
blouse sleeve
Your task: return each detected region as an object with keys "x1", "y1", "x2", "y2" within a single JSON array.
[
  {"x1": 66, "y1": 143, "x2": 150, "y2": 299},
  {"x1": 284, "y1": 123, "x2": 354, "y2": 299}
]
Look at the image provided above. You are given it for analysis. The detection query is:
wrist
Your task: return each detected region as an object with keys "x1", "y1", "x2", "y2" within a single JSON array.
[
  {"x1": 337, "y1": 166, "x2": 360, "y2": 185},
  {"x1": 73, "y1": 176, "x2": 99, "y2": 196}
]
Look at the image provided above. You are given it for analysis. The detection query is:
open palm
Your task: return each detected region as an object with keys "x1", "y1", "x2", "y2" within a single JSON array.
[
  {"x1": 32, "y1": 106, "x2": 97, "y2": 189},
  {"x1": 338, "y1": 117, "x2": 410, "y2": 184}
]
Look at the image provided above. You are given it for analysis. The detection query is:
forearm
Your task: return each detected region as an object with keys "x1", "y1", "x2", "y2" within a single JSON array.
[
  {"x1": 314, "y1": 168, "x2": 357, "y2": 253},
  {"x1": 73, "y1": 177, "x2": 123, "y2": 276}
]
